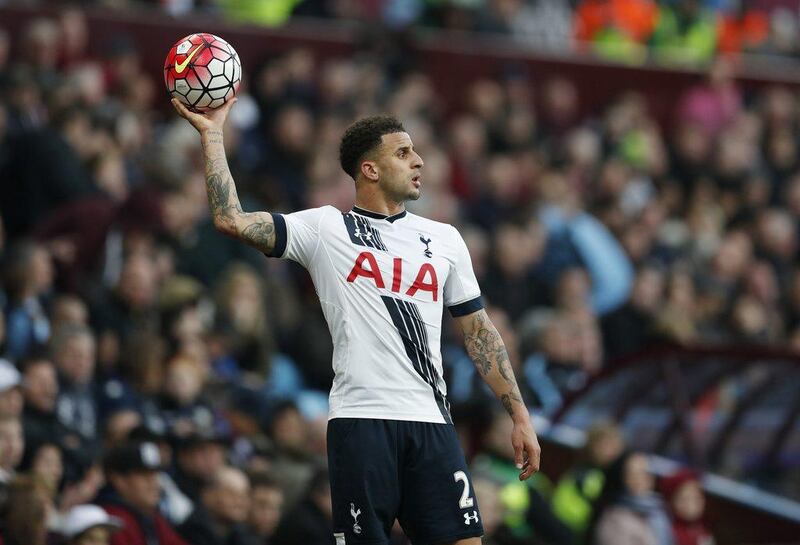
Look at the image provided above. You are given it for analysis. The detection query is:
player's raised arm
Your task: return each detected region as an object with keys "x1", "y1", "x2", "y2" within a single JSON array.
[
  {"x1": 456, "y1": 308, "x2": 542, "y2": 480},
  {"x1": 171, "y1": 98, "x2": 277, "y2": 254}
]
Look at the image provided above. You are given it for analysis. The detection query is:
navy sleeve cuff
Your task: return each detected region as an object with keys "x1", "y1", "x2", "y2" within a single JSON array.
[
  {"x1": 448, "y1": 296, "x2": 484, "y2": 317},
  {"x1": 264, "y1": 213, "x2": 287, "y2": 258}
]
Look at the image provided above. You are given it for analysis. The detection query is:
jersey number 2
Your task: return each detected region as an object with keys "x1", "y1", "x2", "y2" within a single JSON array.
[{"x1": 453, "y1": 471, "x2": 474, "y2": 508}]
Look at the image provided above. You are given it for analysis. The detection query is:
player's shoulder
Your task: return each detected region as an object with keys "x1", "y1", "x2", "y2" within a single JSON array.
[
  {"x1": 285, "y1": 205, "x2": 338, "y2": 222},
  {"x1": 405, "y1": 212, "x2": 462, "y2": 241}
]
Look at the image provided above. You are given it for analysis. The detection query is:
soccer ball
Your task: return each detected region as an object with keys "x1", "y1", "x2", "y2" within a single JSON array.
[{"x1": 164, "y1": 33, "x2": 241, "y2": 111}]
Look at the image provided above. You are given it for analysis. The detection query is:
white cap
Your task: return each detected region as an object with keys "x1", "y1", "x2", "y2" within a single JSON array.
[
  {"x1": 0, "y1": 359, "x2": 21, "y2": 393},
  {"x1": 62, "y1": 505, "x2": 123, "y2": 539}
]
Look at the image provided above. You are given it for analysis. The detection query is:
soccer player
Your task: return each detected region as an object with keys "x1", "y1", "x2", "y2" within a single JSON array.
[{"x1": 172, "y1": 97, "x2": 541, "y2": 545}]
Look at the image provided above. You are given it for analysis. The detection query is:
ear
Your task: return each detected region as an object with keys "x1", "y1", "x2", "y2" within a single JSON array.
[{"x1": 360, "y1": 160, "x2": 380, "y2": 182}]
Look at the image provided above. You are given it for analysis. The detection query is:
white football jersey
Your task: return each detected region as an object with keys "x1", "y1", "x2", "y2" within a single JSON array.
[{"x1": 268, "y1": 205, "x2": 483, "y2": 424}]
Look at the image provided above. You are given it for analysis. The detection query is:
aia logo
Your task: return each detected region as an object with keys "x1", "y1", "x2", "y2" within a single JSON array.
[
  {"x1": 346, "y1": 251, "x2": 439, "y2": 301},
  {"x1": 419, "y1": 235, "x2": 433, "y2": 258}
]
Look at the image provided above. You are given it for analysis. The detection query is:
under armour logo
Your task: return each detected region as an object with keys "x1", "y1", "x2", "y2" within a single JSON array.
[
  {"x1": 350, "y1": 503, "x2": 362, "y2": 535},
  {"x1": 353, "y1": 228, "x2": 373, "y2": 241},
  {"x1": 463, "y1": 511, "x2": 479, "y2": 525},
  {"x1": 419, "y1": 235, "x2": 433, "y2": 258}
]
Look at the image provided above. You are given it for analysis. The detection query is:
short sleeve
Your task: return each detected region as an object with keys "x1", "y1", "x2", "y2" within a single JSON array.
[
  {"x1": 266, "y1": 207, "x2": 329, "y2": 268},
  {"x1": 444, "y1": 226, "x2": 484, "y2": 317}
]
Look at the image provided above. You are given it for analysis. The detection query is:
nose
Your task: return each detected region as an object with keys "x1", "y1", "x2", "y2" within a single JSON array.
[{"x1": 412, "y1": 151, "x2": 423, "y2": 169}]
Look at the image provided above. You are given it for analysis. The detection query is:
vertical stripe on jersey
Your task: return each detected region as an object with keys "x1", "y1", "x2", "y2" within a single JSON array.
[
  {"x1": 342, "y1": 213, "x2": 387, "y2": 251},
  {"x1": 381, "y1": 295, "x2": 452, "y2": 424}
]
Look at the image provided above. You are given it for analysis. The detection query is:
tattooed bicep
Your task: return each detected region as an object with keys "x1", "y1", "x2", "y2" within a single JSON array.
[
  {"x1": 455, "y1": 309, "x2": 490, "y2": 337},
  {"x1": 238, "y1": 212, "x2": 276, "y2": 253}
]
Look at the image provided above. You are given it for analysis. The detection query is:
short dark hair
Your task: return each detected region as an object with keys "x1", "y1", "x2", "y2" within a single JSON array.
[{"x1": 339, "y1": 115, "x2": 406, "y2": 180}]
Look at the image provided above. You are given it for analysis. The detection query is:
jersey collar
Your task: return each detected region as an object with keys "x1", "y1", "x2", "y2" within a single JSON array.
[{"x1": 351, "y1": 206, "x2": 407, "y2": 223}]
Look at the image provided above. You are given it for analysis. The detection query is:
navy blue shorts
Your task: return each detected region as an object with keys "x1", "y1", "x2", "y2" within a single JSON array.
[{"x1": 327, "y1": 418, "x2": 484, "y2": 545}]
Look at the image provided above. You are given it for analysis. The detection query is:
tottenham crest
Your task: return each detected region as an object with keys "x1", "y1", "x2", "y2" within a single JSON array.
[
  {"x1": 350, "y1": 503, "x2": 362, "y2": 535},
  {"x1": 419, "y1": 234, "x2": 433, "y2": 258}
]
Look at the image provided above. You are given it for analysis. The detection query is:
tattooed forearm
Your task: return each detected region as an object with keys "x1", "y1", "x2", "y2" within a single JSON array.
[
  {"x1": 241, "y1": 219, "x2": 276, "y2": 249},
  {"x1": 464, "y1": 312, "x2": 514, "y2": 385},
  {"x1": 199, "y1": 129, "x2": 275, "y2": 253},
  {"x1": 206, "y1": 173, "x2": 241, "y2": 224},
  {"x1": 500, "y1": 391, "x2": 523, "y2": 417},
  {"x1": 204, "y1": 129, "x2": 224, "y2": 145},
  {"x1": 462, "y1": 310, "x2": 529, "y2": 421},
  {"x1": 202, "y1": 129, "x2": 243, "y2": 231}
]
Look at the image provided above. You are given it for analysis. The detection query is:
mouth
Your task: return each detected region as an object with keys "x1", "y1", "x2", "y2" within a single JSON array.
[{"x1": 412, "y1": 174, "x2": 421, "y2": 188}]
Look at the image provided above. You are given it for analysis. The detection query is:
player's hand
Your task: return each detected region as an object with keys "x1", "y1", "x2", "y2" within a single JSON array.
[
  {"x1": 511, "y1": 419, "x2": 541, "y2": 481},
  {"x1": 171, "y1": 97, "x2": 237, "y2": 134}
]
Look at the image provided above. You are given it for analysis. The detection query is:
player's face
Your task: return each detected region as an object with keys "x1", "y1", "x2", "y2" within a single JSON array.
[{"x1": 376, "y1": 132, "x2": 424, "y2": 202}]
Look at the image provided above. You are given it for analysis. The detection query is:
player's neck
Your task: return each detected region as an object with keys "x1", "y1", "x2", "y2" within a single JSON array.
[{"x1": 353, "y1": 195, "x2": 405, "y2": 217}]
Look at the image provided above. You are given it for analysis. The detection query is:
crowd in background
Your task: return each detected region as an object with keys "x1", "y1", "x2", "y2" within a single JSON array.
[
  {"x1": 11, "y1": 0, "x2": 799, "y2": 65},
  {"x1": 2, "y1": 2, "x2": 800, "y2": 544}
]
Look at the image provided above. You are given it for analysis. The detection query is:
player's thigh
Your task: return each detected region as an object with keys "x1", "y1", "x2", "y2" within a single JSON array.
[
  {"x1": 327, "y1": 418, "x2": 399, "y2": 545},
  {"x1": 397, "y1": 422, "x2": 484, "y2": 545}
]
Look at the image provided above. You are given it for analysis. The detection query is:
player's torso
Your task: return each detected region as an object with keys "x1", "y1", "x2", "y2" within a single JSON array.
[{"x1": 311, "y1": 206, "x2": 456, "y2": 423}]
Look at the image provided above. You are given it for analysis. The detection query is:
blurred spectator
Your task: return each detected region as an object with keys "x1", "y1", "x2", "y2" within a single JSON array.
[
  {"x1": 264, "y1": 400, "x2": 317, "y2": 509},
  {"x1": 127, "y1": 425, "x2": 192, "y2": 526},
  {"x1": 717, "y1": 3, "x2": 769, "y2": 55},
  {"x1": 98, "y1": 441, "x2": 188, "y2": 545},
  {"x1": 655, "y1": 269, "x2": 700, "y2": 344},
  {"x1": 472, "y1": 409, "x2": 572, "y2": 544},
  {"x1": 537, "y1": 202, "x2": 634, "y2": 317},
  {"x1": 588, "y1": 451, "x2": 674, "y2": 545},
  {"x1": 601, "y1": 264, "x2": 665, "y2": 360},
  {"x1": 270, "y1": 466, "x2": 333, "y2": 545},
  {"x1": 158, "y1": 354, "x2": 219, "y2": 441},
  {"x1": 91, "y1": 251, "x2": 159, "y2": 370},
  {"x1": 178, "y1": 466, "x2": 256, "y2": 545},
  {"x1": 676, "y1": 58, "x2": 742, "y2": 139},
  {"x1": 521, "y1": 310, "x2": 603, "y2": 415},
  {"x1": 21, "y1": 440, "x2": 63, "y2": 494},
  {"x1": 53, "y1": 324, "x2": 99, "y2": 444},
  {"x1": 0, "y1": 105, "x2": 95, "y2": 238},
  {"x1": 1, "y1": 240, "x2": 53, "y2": 360},
  {"x1": 0, "y1": 414, "x2": 23, "y2": 483},
  {"x1": 659, "y1": 470, "x2": 715, "y2": 545},
  {"x1": 0, "y1": 359, "x2": 22, "y2": 417},
  {"x1": 651, "y1": 0, "x2": 718, "y2": 65},
  {"x1": 172, "y1": 432, "x2": 228, "y2": 503},
  {"x1": 212, "y1": 263, "x2": 275, "y2": 379},
  {"x1": 574, "y1": 0, "x2": 658, "y2": 62},
  {"x1": 20, "y1": 355, "x2": 73, "y2": 460},
  {"x1": 34, "y1": 189, "x2": 163, "y2": 294},
  {"x1": 1, "y1": 475, "x2": 50, "y2": 545},
  {"x1": 247, "y1": 471, "x2": 284, "y2": 543},
  {"x1": 61, "y1": 504, "x2": 123, "y2": 545},
  {"x1": 51, "y1": 294, "x2": 90, "y2": 333},
  {"x1": 482, "y1": 217, "x2": 548, "y2": 323},
  {"x1": 470, "y1": 476, "x2": 504, "y2": 545},
  {"x1": 553, "y1": 422, "x2": 625, "y2": 540}
]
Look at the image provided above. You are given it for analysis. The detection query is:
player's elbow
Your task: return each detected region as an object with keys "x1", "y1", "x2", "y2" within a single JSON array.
[{"x1": 212, "y1": 214, "x2": 238, "y2": 237}]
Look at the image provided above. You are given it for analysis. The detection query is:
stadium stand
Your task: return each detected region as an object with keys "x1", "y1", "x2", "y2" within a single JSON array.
[{"x1": 2, "y1": 1, "x2": 800, "y2": 544}]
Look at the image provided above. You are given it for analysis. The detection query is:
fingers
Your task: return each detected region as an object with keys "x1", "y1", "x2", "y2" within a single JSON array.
[
  {"x1": 519, "y1": 462, "x2": 534, "y2": 481},
  {"x1": 222, "y1": 96, "x2": 238, "y2": 112},
  {"x1": 170, "y1": 97, "x2": 191, "y2": 119},
  {"x1": 212, "y1": 96, "x2": 238, "y2": 122},
  {"x1": 513, "y1": 441, "x2": 524, "y2": 471},
  {"x1": 518, "y1": 441, "x2": 542, "y2": 481}
]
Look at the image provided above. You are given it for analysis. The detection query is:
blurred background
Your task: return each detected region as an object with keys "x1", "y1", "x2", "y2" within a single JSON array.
[{"x1": 2, "y1": 1, "x2": 800, "y2": 545}]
